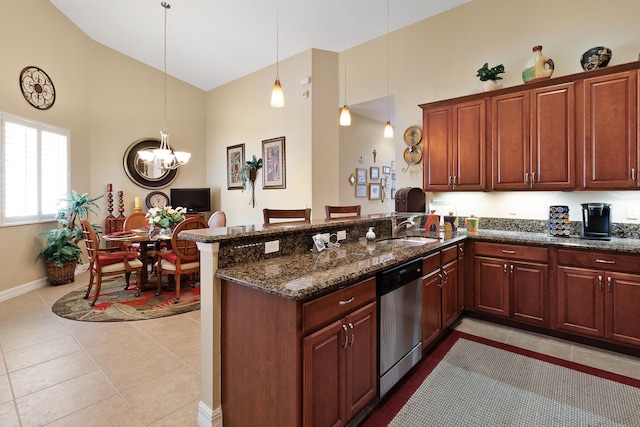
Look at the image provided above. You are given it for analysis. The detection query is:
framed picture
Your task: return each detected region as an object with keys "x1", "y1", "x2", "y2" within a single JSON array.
[
  {"x1": 382, "y1": 166, "x2": 391, "y2": 175},
  {"x1": 348, "y1": 173, "x2": 356, "y2": 186},
  {"x1": 391, "y1": 172, "x2": 397, "y2": 181},
  {"x1": 370, "y1": 166, "x2": 380, "y2": 180},
  {"x1": 262, "y1": 136, "x2": 286, "y2": 189},
  {"x1": 356, "y1": 168, "x2": 367, "y2": 184},
  {"x1": 391, "y1": 188, "x2": 397, "y2": 199},
  {"x1": 391, "y1": 160, "x2": 396, "y2": 172},
  {"x1": 355, "y1": 184, "x2": 367, "y2": 197},
  {"x1": 226, "y1": 144, "x2": 245, "y2": 190},
  {"x1": 369, "y1": 183, "x2": 381, "y2": 200}
]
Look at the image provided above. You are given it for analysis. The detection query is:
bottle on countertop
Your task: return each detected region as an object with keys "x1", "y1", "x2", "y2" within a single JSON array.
[{"x1": 366, "y1": 227, "x2": 376, "y2": 240}]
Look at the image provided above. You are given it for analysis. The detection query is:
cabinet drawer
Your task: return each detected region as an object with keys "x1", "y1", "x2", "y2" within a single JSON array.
[
  {"x1": 558, "y1": 249, "x2": 640, "y2": 274},
  {"x1": 441, "y1": 245, "x2": 458, "y2": 264},
  {"x1": 475, "y1": 241, "x2": 548, "y2": 262},
  {"x1": 423, "y1": 251, "x2": 440, "y2": 273},
  {"x1": 303, "y1": 277, "x2": 376, "y2": 334}
]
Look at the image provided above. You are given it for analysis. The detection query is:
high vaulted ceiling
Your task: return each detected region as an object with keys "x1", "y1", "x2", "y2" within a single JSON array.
[{"x1": 50, "y1": 0, "x2": 470, "y2": 92}]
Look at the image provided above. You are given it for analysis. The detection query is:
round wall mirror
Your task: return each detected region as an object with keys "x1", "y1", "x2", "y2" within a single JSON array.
[{"x1": 123, "y1": 138, "x2": 178, "y2": 189}]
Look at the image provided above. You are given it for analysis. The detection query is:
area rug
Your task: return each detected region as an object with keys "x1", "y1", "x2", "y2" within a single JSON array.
[
  {"x1": 362, "y1": 331, "x2": 640, "y2": 426},
  {"x1": 52, "y1": 276, "x2": 200, "y2": 322}
]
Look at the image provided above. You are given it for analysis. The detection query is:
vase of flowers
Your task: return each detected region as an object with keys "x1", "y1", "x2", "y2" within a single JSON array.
[{"x1": 146, "y1": 205, "x2": 186, "y2": 237}]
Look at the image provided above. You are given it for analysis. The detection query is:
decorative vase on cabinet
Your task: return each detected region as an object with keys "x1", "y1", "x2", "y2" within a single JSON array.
[{"x1": 522, "y1": 45, "x2": 554, "y2": 83}]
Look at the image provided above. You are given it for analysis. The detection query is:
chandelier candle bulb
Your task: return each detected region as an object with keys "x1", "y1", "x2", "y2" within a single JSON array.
[{"x1": 134, "y1": 197, "x2": 141, "y2": 209}]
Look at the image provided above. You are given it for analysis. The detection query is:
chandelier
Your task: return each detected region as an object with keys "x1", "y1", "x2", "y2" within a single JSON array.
[{"x1": 138, "y1": 1, "x2": 191, "y2": 171}]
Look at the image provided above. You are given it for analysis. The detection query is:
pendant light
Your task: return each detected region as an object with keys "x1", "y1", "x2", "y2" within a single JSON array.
[
  {"x1": 339, "y1": 3, "x2": 351, "y2": 126},
  {"x1": 384, "y1": 0, "x2": 394, "y2": 138},
  {"x1": 138, "y1": 1, "x2": 190, "y2": 171},
  {"x1": 270, "y1": 0, "x2": 284, "y2": 107}
]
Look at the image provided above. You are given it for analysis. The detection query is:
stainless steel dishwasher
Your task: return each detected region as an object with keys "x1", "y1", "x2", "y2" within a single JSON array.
[{"x1": 377, "y1": 258, "x2": 423, "y2": 397}]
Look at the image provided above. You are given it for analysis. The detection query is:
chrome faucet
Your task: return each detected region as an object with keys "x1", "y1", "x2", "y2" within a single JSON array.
[{"x1": 392, "y1": 218, "x2": 415, "y2": 237}]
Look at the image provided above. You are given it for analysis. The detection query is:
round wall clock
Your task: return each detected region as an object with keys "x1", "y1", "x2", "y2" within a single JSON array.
[
  {"x1": 19, "y1": 66, "x2": 56, "y2": 110},
  {"x1": 146, "y1": 191, "x2": 170, "y2": 209}
]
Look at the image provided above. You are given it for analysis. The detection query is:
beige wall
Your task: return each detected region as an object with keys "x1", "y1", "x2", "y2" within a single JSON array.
[{"x1": 0, "y1": 0, "x2": 206, "y2": 294}]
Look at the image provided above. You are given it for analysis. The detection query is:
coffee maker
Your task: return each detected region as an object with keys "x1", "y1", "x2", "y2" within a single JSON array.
[{"x1": 581, "y1": 203, "x2": 612, "y2": 240}]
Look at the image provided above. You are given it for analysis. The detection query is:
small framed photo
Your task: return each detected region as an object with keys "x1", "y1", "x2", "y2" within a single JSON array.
[
  {"x1": 356, "y1": 168, "x2": 367, "y2": 184},
  {"x1": 227, "y1": 144, "x2": 245, "y2": 190},
  {"x1": 391, "y1": 160, "x2": 396, "y2": 172},
  {"x1": 391, "y1": 188, "x2": 397, "y2": 199},
  {"x1": 348, "y1": 173, "x2": 356, "y2": 186},
  {"x1": 382, "y1": 166, "x2": 391, "y2": 175},
  {"x1": 370, "y1": 166, "x2": 380, "y2": 180},
  {"x1": 391, "y1": 172, "x2": 397, "y2": 181},
  {"x1": 355, "y1": 184, "x2": 367, "y2": 197},
  {"x1": 262, "y1": 136, "x2": 286, "y2": 189},
  {"x1": 369, "y1": 183, "x2": 381, "y2": 200}
]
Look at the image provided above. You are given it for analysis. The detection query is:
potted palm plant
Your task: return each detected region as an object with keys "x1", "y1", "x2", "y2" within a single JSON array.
[
  {"x1": 38, "y1": 190, "x2": 103, "y2": 285},
  {"x1": 240, "y1": 155, "x2": 262, "y2": 208}
]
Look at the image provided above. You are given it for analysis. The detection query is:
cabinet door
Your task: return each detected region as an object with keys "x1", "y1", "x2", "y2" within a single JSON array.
[
  {"x1": 531, "y1": 83, "x2": 575, "y2": 189},
  {"x1": 303, "y1": 319, "x2": 346, "y2": 427},
  {"x1": 423, "y1": 106, "x2": 453, "y2": 190},
  {"x1": 422, "y1": 269, "x2": 442, "y2": 349},
  {"x1": 453, "y1": 100, "x2": 486, "y2": 190},
  {"x1": 556, "y1": 266, "x2": 604, "y2": 337},
  {"x1": 441, "y1": 259, "x2": 459, "y2": 329},
  {"x1": 583, "y1": 71, "x2": 638, "y2": 189},
  {"x1": 474, "y1": 256, "x2": 509, "y2": 316},
  {"x1": 344, "y1": 302, "x2": 377, "y2": 422},
  {"x1": 491, "y1": 91, "x2": 531, "y2": 190},
  {"x1": 606, "y1": 272, "x2": 640, "y2": 346},
  {"x1": 511, "y1": 260, "x2": 548, "y2": 326}
]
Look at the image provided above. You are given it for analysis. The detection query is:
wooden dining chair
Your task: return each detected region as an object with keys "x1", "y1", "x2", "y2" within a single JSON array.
[
  {"x1": 80, "y1": 220, "x2": 144, "y2": 306},
  {"x1": 207, "y1": 211, "x2": 227, "y2": 228},
  {"x1": 325, "y1": 205, "x2": 361, "y2": 219},
  {"x1": 263, "y1": 208, "x2": 311, "y2": 225},
  {"x1": 155, "y1": 216, "x2": 209, "y2": 303}
]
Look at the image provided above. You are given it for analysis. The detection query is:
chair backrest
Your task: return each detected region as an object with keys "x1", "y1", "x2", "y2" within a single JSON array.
[
  {"x1": 80, "y1": 220, "x2": 99, "y2": 266},
  {"x1": 123, "y1": 212, "x2": 148, "y2": 231},
  {"x1": 208, "y1": 211, "x2": 227, "y2": 228},
  {"x1": 263, "y1": 208, "x2": 311, "y2": 224},
  {"x1": 325, "y1": 205, "x2": 361, "y2": 219},
  {"x1": 170, "y1": 217, "x2": 209, "y2": 261}
]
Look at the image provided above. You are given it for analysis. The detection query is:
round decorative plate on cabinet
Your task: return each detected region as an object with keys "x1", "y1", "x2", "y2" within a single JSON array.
[{"x1": 19, "y1": 66, "x2": 56, "y2": 110}]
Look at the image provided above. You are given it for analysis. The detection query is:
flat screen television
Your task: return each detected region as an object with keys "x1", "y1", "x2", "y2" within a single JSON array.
[{"x1": 170, "y1": 188, "x2": 211, "y2": 213}]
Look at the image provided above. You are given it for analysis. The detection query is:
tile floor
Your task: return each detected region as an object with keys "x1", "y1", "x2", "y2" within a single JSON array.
[{"x1": 2, "y1": 274, "x2": 640, "y2": 426}]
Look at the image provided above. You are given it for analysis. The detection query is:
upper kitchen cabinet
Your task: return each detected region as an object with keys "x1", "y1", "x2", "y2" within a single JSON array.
[
  {"x1": 491, "y1": 82, "x2": 575, "y2": 190},
  {"x1": 581, "y1": 70, "x2": 639, "y2": 189},
  {"x1": 421, "y1": 99, "x2": 486, "y2": 191}
]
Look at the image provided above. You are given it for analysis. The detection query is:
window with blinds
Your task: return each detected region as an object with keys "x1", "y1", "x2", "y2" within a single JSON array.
[{"x1": 1, "y1": 113, "x2": 69, "y2": 225}]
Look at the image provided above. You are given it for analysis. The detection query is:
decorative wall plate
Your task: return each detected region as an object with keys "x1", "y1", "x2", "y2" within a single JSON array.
[
  {"x1": 403, "y1": 125, "x2": 422, "y2": 146},
  {"x1": 403, "y1": 144, "x2": 422, "y2": 164},
  {"x1": 20, "y1": 66, "x2": 56, "y2": 110}
]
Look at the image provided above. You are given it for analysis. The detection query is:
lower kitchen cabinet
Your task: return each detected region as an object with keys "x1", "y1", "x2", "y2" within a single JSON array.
[
  {"x1": 557, "y1": 249, "x2": 640, "y2": 347},
  {"x1": 474, "y1": 242, "x2": 548, "y2": 326},
  {"x1": 422, "y1": 245, "x2": 461, "y2": 349},
  {"x1": 303, "y1": 302, "x2": 377, "y2": 427}
]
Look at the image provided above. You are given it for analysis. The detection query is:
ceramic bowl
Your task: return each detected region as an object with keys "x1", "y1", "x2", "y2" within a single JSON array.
[{"x1": 580, "y1": 46, "x2": 612, "y2": 71}]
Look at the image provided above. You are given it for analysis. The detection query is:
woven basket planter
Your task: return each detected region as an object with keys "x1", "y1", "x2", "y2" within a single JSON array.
[{"x1": 46, "y1": 259, "x2": 77, "y2": 285}]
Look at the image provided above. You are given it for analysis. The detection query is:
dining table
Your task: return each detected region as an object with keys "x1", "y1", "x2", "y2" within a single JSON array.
[{"x1": 102, "y1": 229, "x2": 172, "y2": 286}]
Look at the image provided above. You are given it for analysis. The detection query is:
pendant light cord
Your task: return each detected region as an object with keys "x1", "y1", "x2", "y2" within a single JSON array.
[
  {"x1": 162, "y1": 1, "x2": 169, "y2": 135},
  {"x1": 386, "y1": 0, "x2": 390, "y2": 121},
  {"x1": 276, "y1": 0, "x2": 280, "y2": 79}
]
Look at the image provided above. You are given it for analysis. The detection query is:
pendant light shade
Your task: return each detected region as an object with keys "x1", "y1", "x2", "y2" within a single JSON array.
[
  {"x1": 384, "y1": 120, "x2": 394, "y2": 138},
  {"x1": 340, "y1": 105, "x2": 352, "y2": 126},
  {"x1": 271, "y1": 0, "x2": 284, "y2": 107}
]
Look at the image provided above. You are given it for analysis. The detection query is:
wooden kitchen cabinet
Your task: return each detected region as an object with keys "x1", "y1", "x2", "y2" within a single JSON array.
[
  {"x1": 474, "y1": 242, "x2": 548, "y2": 325},
  {"x1": 422, "y1": 245, "x2": 461, "y2": 349},
  {"x1": 422, "y1": 99, "x2": 486, "y2": 191},
  {"x1": 491, "y1": 83, "x2": 575, "y2": 190},
  {"x1": 582, "y1": 70, "x2": 639, "y2": 189},
  {"x1": 556, "y1": 249, "x2": 640, "y2": 347}
]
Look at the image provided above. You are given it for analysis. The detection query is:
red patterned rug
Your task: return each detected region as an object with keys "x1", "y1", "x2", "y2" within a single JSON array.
[
  {"x1": 362, "y1": 330, "x2": 640, "y2": 426},
  {"x1": 51, "y1": 276, "x2": 200, "y2": 322}
]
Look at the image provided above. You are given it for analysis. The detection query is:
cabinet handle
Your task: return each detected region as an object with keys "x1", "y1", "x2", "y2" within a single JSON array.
[
  {"x1": 502, "y1": 250, "x2": 516, "y2": 254},
  {"x1": 632, "y1": 168, "x2": 637, "y2": 182},
  {"x1": 595, "y1": 259, "x2": 616, "y2": 265},
  {"x1": 510, "y1": 264, "x2": 514, "y2": 278},
  {"x1": 342, "y1": 324, "x2": 349, "y2": 349},
  {"x1": 437, "y1": 273, "x2": 443, "y2": 288},
  {"x1": 598, "y1": 275, "x2": 603, "y2": 292},
  {"x1": 443, "y1": 270, "x2": 448, "y2": 287},
  {"x1": 339, "y1": 297, "x2": 355, "y2": 305},
  {"x1": 348, "y1": 322, "x2": 355, "y2": 347},
  {"x1": 503, "y1": 263, "x2": 507, "y2": 274},
  {"x1": 453, "y1": 175, "x2": 458, "y2": 186},
  {"x1": 525, "y1": 172, "x2": 529, "y2": 183},
  {"x1": 459, "y1": 246, "x2": 464, "y2": 256},
  {"x1": 607, "y1": 277, "x2": 612, "y2": 292},
  {"x1": 531, "y1": 171, "x2": 536, "y2": 183},
  {"x1": 448, "y1": 176, "x2": 453, "y2": 186}
]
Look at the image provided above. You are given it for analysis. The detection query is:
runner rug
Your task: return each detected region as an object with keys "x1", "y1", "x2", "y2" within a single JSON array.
[
  {"x1": 362, "y1": 331, "x2": 640, "y2": 426},
  {"x1": 51, "y1": 276, "x2": 200, "y2": 322}
]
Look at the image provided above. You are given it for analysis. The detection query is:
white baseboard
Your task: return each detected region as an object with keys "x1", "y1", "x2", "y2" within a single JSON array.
[
  {"x1": 197, "y1": 402, "x2": 223, "y2": 427},
  {"x1": 0, "y1": 263, "x2": 89, "y2": 303}
]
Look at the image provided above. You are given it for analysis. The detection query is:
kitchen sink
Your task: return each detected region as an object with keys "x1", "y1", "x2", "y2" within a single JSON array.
[{"x1": 377, "y1": 236, "x2": 440, "y2": 247}]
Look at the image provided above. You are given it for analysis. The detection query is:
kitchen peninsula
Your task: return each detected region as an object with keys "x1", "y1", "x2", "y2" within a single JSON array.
[{"x1": 180, "y1": 215, "x2": 640, "y2": 427}]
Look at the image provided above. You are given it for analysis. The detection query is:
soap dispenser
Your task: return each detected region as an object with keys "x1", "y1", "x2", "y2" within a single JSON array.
[{"x1": 366, "y1": 227, "x2": 376, "y2": 240}]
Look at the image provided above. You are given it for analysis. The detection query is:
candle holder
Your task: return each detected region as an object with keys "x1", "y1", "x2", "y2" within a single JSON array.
[
  {"x1": 106, "y1": 184, "x2": 115, "y2": 218},
  {"x1": 117, "y1": 191, "x2": 125, "y2": 218}
]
